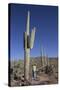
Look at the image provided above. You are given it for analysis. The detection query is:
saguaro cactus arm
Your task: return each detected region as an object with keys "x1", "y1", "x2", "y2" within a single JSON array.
[
  {"x1": 30, "y1": 27, "x2": 36, "y2": 49},
  {"x1": 26, "y1": 11, "x2": 30, "y2": 35}
]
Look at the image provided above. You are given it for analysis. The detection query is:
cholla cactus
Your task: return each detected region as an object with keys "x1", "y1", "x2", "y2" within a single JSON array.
[{"x1": 24, "y1": 11, "x2": 36, "y2": 81}]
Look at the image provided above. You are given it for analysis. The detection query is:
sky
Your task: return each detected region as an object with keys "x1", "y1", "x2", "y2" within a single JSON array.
[{"x1": 9, "y1": 4, "x2": 58, "y2": 60}]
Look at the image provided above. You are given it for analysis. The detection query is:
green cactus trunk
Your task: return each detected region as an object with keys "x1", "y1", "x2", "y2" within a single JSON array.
[{"x1": 24, "y1": 49, "x2": 30, "y2": 81}]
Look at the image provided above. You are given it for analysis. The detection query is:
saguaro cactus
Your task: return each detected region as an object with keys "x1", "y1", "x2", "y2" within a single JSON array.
[
  {"x1": 41, "y1": 47, "x2": 45, "y2": 67},
  {"x1": 41, "y1": 47, "x2": 48, "y2": 67},
  {"x1": 24, "y1": 11, "x2": 36, "y2": 81}
]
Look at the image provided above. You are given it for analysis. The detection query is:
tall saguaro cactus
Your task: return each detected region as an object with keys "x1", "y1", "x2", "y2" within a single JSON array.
[{"x1": 24, "y1": 11, "x2": 36, "y2": 81}]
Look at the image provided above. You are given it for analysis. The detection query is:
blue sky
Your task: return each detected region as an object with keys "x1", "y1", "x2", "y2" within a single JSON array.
[{"x1": 9, "y1": 4, "x2": 58, "y2": 60}]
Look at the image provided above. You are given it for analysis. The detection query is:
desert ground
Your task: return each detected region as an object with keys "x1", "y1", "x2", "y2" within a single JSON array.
[{"x1": 9, "y1": 57, "x2": 58, "y2": 86}]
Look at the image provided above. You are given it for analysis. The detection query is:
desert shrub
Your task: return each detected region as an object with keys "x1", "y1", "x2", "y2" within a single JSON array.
[{"x1": 45, "y1": 65, "x2": 53, "y2": 74}]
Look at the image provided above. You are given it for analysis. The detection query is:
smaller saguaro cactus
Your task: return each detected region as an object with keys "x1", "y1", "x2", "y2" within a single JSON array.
[
  {"x1": 41, "y1": 47, "x2": 45, "y2": 67},
  {"x1": 41, "y1": 47, "x2": 49, "y2": 67},
  {"x1": 24, "y1": 11, "x2": 36, "y2": 81}
]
